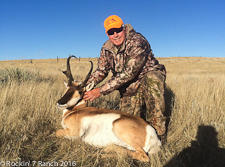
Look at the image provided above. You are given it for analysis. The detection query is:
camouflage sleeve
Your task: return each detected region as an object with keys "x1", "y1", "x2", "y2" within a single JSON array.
[
  {"x1": 86, "y1": 48, "x2": 110, "y2": 87},
  {"x1": 99, "y1": 39, "x2": 150, "y2": 95}
]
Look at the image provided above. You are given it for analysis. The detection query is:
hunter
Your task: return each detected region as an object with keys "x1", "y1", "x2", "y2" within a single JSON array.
[{"x1": 84, "y1": 15, "x2": 167, "y2": 143}]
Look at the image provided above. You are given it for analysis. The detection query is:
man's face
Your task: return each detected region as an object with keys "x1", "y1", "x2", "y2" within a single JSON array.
[{"x1": 107, "y1": 27, "x2": 126, "y2": 46}]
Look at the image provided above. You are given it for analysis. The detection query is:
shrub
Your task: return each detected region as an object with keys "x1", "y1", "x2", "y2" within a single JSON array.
[{"x1": 0, "y1": 68, "x2": 54, "y2": 85}]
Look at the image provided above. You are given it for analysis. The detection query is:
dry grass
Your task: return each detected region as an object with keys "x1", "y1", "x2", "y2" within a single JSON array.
[{"x1": 0, "y1": 57, "x2": 225, "y2": 167}]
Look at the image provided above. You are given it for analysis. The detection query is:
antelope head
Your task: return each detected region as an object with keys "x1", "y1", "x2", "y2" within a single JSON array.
[{"x1": 57, "y1": 56, "x2": 94, "y2": 109}]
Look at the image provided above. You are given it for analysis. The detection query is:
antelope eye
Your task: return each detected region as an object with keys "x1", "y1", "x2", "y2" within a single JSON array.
[{"x1": 79, "y1": 89, "x2": 84, "y2": 94}]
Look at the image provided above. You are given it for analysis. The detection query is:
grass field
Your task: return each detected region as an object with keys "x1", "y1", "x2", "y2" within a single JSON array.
[{"x1": 0, "y1": 57, "x2": 225, "y2": 167}]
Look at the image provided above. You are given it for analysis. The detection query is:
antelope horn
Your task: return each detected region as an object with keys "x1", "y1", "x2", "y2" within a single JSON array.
[
  {"x1": 79, "y1": 61, "x2": 93, "y2": 88},
  {"x1": 62, "y1": 55, "x2": 77, "y2": 85}
]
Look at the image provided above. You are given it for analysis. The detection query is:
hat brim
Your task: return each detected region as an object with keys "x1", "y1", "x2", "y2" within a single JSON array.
[{"x1": 106, "y1": 24, "x2": 123, "y2": 33}]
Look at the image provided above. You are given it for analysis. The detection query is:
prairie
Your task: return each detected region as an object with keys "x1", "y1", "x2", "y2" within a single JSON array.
[{"x1": 0, "y1": 57, "x2": 225, "y2": 167}]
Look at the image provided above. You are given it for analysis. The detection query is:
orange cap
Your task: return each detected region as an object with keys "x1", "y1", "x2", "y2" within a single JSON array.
[{"x1": 104, "y1": 15, "x2": 124, "y2": 32}]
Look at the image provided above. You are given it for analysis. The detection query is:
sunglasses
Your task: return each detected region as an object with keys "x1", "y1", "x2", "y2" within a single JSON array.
[{"x1": 107, "y1": 27, "x2": 124, "y2": 35}]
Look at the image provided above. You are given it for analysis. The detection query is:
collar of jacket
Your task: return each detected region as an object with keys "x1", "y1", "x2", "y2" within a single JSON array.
[{"x1": 102, "y1": 23, "x2": 135, "y2": 55}]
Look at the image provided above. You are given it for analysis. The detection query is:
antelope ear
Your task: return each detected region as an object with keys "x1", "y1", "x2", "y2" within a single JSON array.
[
  {"x1": 64, "y1": 81, "x2": 68, "y2": 87},
  {"x1": 85, "y1": 81, "x2": 95, "y2": 92}
]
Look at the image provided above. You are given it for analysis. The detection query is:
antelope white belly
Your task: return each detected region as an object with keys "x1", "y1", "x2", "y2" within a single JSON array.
[{"x1": 80, "y1": 113, "x2": 134, "y2": 150}]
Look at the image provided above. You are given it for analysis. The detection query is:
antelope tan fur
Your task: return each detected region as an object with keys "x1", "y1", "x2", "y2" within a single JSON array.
[{"x1": 56, "y1": 56, "x2": 162, "y2": 162}]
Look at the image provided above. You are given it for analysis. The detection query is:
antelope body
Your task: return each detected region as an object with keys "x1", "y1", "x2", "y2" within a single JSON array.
[{"x1": 56, "y1": 56, "x2": 161, "y2": 162}]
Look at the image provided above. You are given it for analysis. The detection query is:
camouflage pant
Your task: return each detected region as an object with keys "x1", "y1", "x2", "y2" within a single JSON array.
[{"x1": 119, "y1": 70, "x2": 166, "y2": 136}]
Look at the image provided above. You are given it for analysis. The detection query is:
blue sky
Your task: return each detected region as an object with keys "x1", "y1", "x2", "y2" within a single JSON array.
[{"x1": 0, "y1": 0, "x2": 224, "y2": 61}]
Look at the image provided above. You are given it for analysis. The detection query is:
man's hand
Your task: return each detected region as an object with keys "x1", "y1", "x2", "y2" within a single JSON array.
[{"x1": 83, "y1": 88, "x2": 101, "y2": 101}]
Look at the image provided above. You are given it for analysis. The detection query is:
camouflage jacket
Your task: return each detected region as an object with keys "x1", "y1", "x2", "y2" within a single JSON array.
[{"x1": 87, "y1": 24, "x2": 166, "y2": 97}]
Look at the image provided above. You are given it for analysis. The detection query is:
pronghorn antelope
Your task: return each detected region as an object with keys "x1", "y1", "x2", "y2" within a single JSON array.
[{"x1": 56, "y1": 56, "x2": 161, "y2": 162}]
